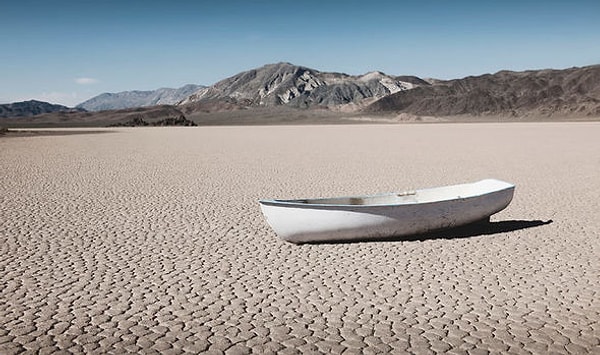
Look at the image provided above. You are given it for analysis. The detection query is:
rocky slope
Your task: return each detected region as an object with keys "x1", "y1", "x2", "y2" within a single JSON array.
[
  {"x1": 367, "y1": 65, "x2": 600, "y2": 118},
  {"x1": 0, "y1": 100, "x2": 84, "y2": 118},
  {"x1": 77, "y1": 84, "x2": 205, "y2": 111},
  {"x1": 180, "y1": 62, "x2": 428, "y2": 110}
]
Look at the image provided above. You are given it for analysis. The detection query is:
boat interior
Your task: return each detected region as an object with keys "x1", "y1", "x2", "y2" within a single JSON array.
[
  {"x1": 284, "y1": 179, "x2": 513, "y2": 206},
  {"x1": 297, "y1": 191, "x2": 418, "y2": 206}
]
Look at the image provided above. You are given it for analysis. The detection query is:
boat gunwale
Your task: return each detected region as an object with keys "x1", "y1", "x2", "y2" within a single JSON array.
[{"x1": 259, "y1": 180, "x2": 515, "y2": 210}]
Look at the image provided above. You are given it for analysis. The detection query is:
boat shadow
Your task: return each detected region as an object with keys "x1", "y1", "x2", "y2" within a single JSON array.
[{"x1": 313, "y1": 219, "x2": 553, "y2": 244}]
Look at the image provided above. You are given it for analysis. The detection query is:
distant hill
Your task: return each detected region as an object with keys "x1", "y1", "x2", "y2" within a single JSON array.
[
  {"x1": 0, "y1": 100, "x2": 85, "y2": 118},
  {"x1": 77, "y1": 84, "x2": 205, "y2": 111},
  {"x1": 366, "y1": 65, "x2": 600, "y2": 118},
  {"x1": 0, "y1": 105, "x2": 193, "y2": 128},
  {"x1": 180, "y1": 62, "x2": 429, "y2": 111}
]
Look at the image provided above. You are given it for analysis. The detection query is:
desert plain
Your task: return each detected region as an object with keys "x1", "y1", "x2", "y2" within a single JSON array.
[{"x1": 1, "y1": 122, "x2": 599, "y2": 354}]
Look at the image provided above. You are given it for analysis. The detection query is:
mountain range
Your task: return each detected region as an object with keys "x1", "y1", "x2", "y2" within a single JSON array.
[
  {"x1": 76, "y1": 84, "x2": 205, "y2": 111},
  {"x1": 1, "y1": 62, "x2": 599, "y2": 126}
]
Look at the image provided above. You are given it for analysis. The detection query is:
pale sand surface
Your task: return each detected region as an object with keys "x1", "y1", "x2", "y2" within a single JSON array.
[{"x1": 1, "y1": 123, "x2": 599, "y2": 354}]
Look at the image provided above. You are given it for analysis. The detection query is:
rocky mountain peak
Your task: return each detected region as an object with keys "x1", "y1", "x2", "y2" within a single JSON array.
[{"x1": 180, "y1": 63, "x2": 428, "y2": 110}]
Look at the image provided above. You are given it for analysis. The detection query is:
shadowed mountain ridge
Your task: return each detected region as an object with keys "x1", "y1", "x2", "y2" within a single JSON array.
[
  {"x1": 0, "y1": 100, "x2": 85, "y2": 118},
  {"x1": 366, "y1": 65, "x2": 600, "y2": 118}
]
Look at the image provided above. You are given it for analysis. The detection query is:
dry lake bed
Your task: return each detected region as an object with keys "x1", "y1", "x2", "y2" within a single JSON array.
[{"x1": 1, "y1": 123, "x2": 599, "y2": 354}]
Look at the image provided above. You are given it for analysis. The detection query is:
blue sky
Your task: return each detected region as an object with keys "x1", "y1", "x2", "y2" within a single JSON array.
[{"x1": 1, "y1": 0, "x2": 599, "y2": 106}]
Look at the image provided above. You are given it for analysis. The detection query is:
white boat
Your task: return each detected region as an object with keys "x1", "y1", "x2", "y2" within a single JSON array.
[{"x1": 259, "y1": 179, "x2": 515, "y2": 244}]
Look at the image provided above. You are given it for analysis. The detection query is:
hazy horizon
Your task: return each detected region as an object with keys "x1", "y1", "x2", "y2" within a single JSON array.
[{"x1": 2, "y1": 0, "x2": 599, "y2": 107}]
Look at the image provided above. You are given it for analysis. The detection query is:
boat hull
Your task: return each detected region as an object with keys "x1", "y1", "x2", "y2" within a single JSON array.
[{"x1": 259, "y1": 179, "x2": 515, "y2": 244}]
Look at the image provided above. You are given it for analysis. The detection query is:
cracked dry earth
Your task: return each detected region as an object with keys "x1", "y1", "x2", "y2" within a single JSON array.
[{"x1": 1, "y1": 123, "x2": 599, "y2": 354}]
